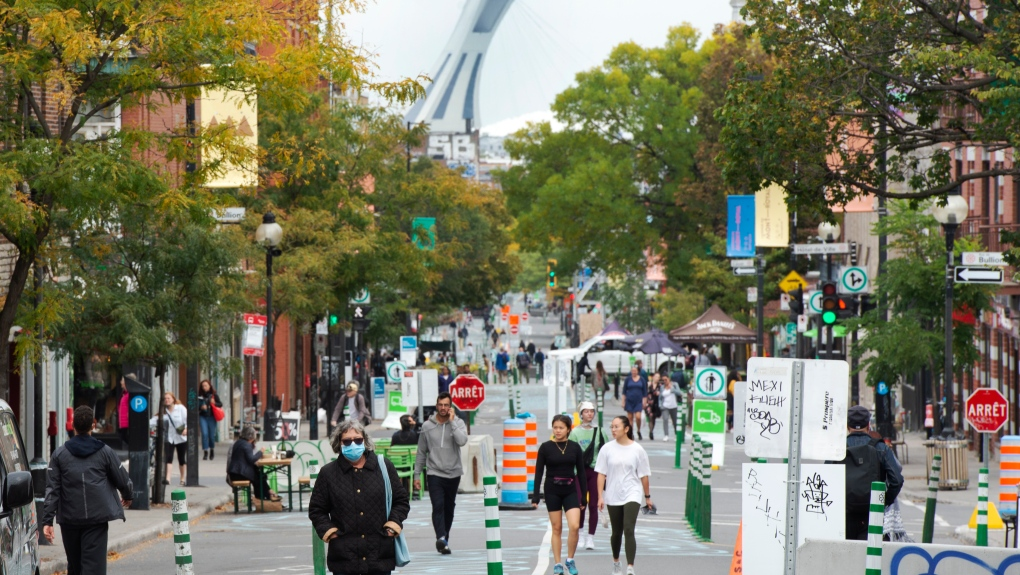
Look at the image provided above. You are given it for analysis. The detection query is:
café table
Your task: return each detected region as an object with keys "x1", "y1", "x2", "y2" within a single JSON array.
[{"x1": 255, "y1": 457, "x2": 294, "y2": 511}]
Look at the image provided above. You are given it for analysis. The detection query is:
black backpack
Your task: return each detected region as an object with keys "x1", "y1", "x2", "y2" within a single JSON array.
[
  {"x1": 840, "y1": 437, "x2": 884, "y2": 512},
  {"x1": 582, "y1": 428, "x2": 604, "y2": 468}
]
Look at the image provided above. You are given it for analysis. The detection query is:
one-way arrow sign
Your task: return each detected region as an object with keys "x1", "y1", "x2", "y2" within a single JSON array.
[
  {"x1": 733, "y1": 267, "x2": 756, "y2": 276},
  {"x1": 954, "y1": 266, "x2": 1003, "y2": 284}
]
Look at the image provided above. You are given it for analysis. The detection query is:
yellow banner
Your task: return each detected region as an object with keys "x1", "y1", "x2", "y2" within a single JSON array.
[
  {"x1": 199, "y1": 88, "x2": 258, "y2": 188},
  {"x1": 755, "y1": 183, "x2": 789, "y2": 247}
]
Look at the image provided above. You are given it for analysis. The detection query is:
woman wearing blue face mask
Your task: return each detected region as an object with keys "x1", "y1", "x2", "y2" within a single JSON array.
[{"x1": 309, "y1": 420, "x2": 410, "y2": 575}]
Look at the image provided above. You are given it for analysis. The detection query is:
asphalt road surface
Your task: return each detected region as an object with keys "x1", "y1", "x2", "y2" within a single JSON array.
[{"x1": 106, "y1": 372, "x2": 976, "y2": 574}]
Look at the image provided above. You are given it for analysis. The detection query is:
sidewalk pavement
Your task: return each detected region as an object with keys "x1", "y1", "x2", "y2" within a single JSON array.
[
  {"x1": 40, "y1": 443, "x2": 235, "y2": 575},
  {"x1": 898, "y1": 430, "x2": 992, "y2": 505}
]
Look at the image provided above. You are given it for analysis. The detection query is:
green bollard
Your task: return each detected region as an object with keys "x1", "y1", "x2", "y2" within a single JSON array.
[
  {"x1": 688, "y1": 435, "x2": 702, "y2": 532},
  {"x1": 977, "y1": 467, "x2": 989, "y2": 547},
  {"x1": 701, "y1": 441, "x2": 713, "y2": 542},
  {"x1": 866, "y1": 482, "x2": 886, "y2": 575},
  {"x1": 596, "y1": 389, "x2": 604, "y2": 428},
  {"x1": 171, "y1": 489, "x2": 193, "y2": 575},
  {"x1": 484, "y1": 476, "x2": 504, "y2": 575},
  {"x1": 674, "y1": 413, "x2": 683, "y2": 469},
  {"x1": 311, "y1": 467, "x2": 327, "y2": 575},
  {"x1": 678, "y1": 394, "x2": 687, "y2": 445},
  {"x1": 922, "y1": 454, "x2": 941, "y2": 543}
]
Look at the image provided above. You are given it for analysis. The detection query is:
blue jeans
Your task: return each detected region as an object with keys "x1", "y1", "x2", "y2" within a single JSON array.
[{"x1": 199, "y1": 415, "x2": 217, "y2": 450}]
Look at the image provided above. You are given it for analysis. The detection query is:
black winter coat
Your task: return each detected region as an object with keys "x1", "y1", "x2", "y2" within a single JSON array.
[
  {"x1": 227, "y1": 438, "x2": 262, "y2": 482},
  {"x1": 309, "y1": 453, "x2": 410, "y2": 574},
  {"x1": 42, "y1": 435, "x2": 132, "y2": 527}
]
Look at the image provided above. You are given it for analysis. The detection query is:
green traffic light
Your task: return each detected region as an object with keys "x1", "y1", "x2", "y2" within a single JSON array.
[
  {"x1": 822, "y1": 311, "x2": 837, "y2": 325},
  {"x1": 329, "y1": 315, "x2": 338, "y2": 326}
]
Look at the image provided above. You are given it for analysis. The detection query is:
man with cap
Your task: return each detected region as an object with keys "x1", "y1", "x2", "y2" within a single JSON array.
[
  {"x1": 569, "y1": 401, "x2": 610, "y2": 550},
  {"x1": 842, "y1": 405, "x2": 903, "y2": 540}
]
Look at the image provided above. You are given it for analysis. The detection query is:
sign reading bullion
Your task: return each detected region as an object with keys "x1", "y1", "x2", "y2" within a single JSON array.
[{"x1": 670, "y1": 304, "x2": 757, "y2": 344}]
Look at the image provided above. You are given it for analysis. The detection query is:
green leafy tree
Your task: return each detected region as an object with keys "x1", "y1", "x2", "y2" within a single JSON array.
[
  {"x1": 652, "y1": 288, "x2": 705, "y2": 332},
  {"x1": 719, "y1": 0, "x2": 1020, "y2": 216},
  {"x1": 0, "y1": 0, "x2": 422, "y2": 399},
  {"x1": 850, "y1": 202, "x2": 994, "y2": 400}
]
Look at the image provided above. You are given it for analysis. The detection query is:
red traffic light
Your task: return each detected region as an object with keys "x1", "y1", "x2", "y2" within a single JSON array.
[{"x1": 822, "y1": 283, "x2": 837, "y2": 296}]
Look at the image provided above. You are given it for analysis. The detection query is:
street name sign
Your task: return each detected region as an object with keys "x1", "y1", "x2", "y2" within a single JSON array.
[
  {"x1": 954, "y1": 266, "x2": 1004, "y2": 284},
  {"x1": 792, "y1": 243, "x2": 850, "y2": 255},
  {"x1": 962, "y1": 252, "x2": 1007, "y2": 267},
  {"x1": 778, "y1": 271, "x2": 808, "y2": 293},
  {"x1": 965, "y1": 388, "x2": 1008, "y2": 433},
  {"x1": 731, "y1": 259, "x2": 755, "y2": 268}
]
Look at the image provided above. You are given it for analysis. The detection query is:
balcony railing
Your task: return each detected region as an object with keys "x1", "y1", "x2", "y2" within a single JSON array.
[{"x1": 958, "y1": 220, "x2": 1020, "y2": 253}]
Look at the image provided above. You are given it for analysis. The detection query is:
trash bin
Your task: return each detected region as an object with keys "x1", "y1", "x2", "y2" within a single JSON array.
[{"x1": 924, "y1": 439, "x2": 970, "y2": 490}]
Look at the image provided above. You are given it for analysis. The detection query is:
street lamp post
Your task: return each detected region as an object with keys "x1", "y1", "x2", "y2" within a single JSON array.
[
  {"x1": 932, "y1": 193, "x2": 968, "y2": 436},
  {"x1": 256, "y1": 213, "x2": 283, "y2": 441}
]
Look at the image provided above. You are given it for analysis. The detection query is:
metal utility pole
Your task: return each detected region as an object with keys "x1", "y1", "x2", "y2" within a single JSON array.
[{"x1": 756, "y1": 250, "x2": 765, "y2": 356}]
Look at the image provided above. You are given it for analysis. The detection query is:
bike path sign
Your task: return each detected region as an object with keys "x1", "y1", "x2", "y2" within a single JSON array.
[
  {"x1": 694, "y1": 366, "x2": 727, "y2": 399},
  {"x1": 693, "y1": 399, "x2": 726, "y2": 435}
]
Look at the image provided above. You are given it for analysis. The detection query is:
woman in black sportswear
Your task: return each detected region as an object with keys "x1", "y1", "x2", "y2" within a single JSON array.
[{"x1": 532, "y1": 414, "x2": 586, "y2": 575}]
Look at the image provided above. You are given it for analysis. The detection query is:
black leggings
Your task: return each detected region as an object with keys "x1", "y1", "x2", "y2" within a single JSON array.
[
  {"x1": 164, "y1": 442, "x2": 187, "y2": 464},
  {"x1": 608, "y1": 502, "x2": 640, "y2": 565}
]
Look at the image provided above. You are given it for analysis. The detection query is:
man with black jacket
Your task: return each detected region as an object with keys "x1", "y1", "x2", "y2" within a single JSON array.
[
  {"x1": 844, "y1": 405, "x2": 904, "y2": 540},
  {"x1": 42, "y1": 406, "x2": 133, "y2": 575}
]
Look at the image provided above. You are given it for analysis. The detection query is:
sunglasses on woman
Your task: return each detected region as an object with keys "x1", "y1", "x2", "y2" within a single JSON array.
[{"x1": 341, "y1": 437, "x2": 365, "y2": 446}]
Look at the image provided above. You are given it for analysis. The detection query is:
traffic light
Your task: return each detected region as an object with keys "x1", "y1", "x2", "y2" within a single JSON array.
[
  {"x1": 329, "y1": 313, "x2": 339, "y2": 326},
  {"x1": 860, "y1": 294, "x2": 877, "y2": 315},
  {"x1": 789, "y1": 286, "x2": 805, "y2": 315},
  {"x1": 547, "y1": 258, "x2": 558, "y2": 288},
  {"x1": 837, "y1": 296, "x2": 857, "y2": 319},
  {"x1": 820, "y1": 282, "x2": 839, "y2": 325}
]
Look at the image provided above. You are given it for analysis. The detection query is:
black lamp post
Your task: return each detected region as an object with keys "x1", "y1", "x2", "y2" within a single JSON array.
[
  {"x1": 932, "y1": 192, "x2": 968, "y2": 436},
  {"x1": 256, "y1": 212, "x2": 283, "y2": 441}
]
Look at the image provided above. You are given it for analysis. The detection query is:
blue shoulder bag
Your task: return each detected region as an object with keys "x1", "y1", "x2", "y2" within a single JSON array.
[{"x1": 378, "y1": 454, "x2": 411, "y2": 567}]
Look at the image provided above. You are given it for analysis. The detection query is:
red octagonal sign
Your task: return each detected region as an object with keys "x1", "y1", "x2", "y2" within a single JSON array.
[
  {"x1": 449, "y1": 374, "x2": 486, "y2": 411},
  {"x1": 965, "y1": 388, "x2": 1009, "y2": 433}
]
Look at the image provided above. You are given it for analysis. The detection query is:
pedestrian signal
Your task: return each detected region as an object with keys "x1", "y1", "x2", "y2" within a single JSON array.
[{"x1": 789, "y1": 286, "x2": 805, "y2": 315}]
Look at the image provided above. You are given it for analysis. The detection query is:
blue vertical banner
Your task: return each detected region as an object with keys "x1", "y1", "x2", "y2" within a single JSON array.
[{"x1": 727, "y1": 195, "x2": 756, "y2": 257}]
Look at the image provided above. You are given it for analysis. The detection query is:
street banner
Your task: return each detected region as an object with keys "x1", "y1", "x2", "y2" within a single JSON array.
[
  {"x1": 742, "y1": 462, "x2": 845, "y2": 575},
  {"x1": 242, "y1": 313, "x2": 267, "y2": 356},
  {"x1": 412, "y1": 217, "x2": 436, "y2": 250},
  {"x1": 754, "y1": 183, "x2": 789, "y2": 247},
  {"x1": 727, "y1": 195, "x2": 756, "y2": 257}
]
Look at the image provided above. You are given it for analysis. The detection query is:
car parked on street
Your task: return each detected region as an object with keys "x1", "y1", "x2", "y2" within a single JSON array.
[{"x1": 0, "y1": 400, "x2": 39, "y2": 575}]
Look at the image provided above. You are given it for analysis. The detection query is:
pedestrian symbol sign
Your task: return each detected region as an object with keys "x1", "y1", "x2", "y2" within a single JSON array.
[
  {"x1": 386, "y1": 361, "x2": 406, "y2": 383},
  {"x1": 839, "y1": 266, "x2": 869, "y2": 294},
  {"x1": 694, "y1": 366, "x2": 727, "y2": 399},
  {"x1": 130, "y1": 396, "x2": 148, "y2": 413},
  {"x1": 692, "y1": 399, "x2": 726, "y2": 435},
  {"x1": 778, "y1": 271, "x2": 808, "y2": 293}
]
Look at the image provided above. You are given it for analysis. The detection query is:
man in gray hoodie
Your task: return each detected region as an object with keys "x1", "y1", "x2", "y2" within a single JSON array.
[
  {"x1": 43, "y1": 406, "x2": 133, "y2": 575},
  {"x1": 413, "y1": 391, "x2": 468, "y2": 554}
]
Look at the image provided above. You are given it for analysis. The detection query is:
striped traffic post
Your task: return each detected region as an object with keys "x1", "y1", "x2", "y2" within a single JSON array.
[
  {"x1": 678, "y1": 393, "x2": 687, "y2": 445},
  {"x1": 866, "y1": 481, "x2": 886, "y2": 575},
  {"x1": 922, "y1": 454, "x2": 941, "y2": 543},
  {"x1": 596, "y1": 389, "x2": 604, "y2": 427},
  {"x1": 687, "y1": 435, "x2": 702, "y2": 527},
  {"x1": 171, "y1": 489, "x2": 194, "y2": 575},
  {"x1": 484, "y1": 476, "x2": 504, "y2": 575},
  {"x1": 701, "y1": 441, "x2": 713, "y2": 542},
  {"x1": 311, "y1": 467, "x2": 326, "y2": 575},
  {"x1": 674, "y1": 410, "x2": 683, "y2": 469},
  {"x1": 977, "y1": 467, "x2": 989, "y2": 546}
]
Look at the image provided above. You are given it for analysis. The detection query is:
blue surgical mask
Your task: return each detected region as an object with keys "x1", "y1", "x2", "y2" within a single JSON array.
[{"x1": 341, "y1": 443, "x2": 366, "y2": 462}]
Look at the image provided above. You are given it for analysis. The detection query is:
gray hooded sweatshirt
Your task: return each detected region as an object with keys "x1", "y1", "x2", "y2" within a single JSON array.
[{"x1": 414, "y1": 412, "x2": 468, "y2": 478}]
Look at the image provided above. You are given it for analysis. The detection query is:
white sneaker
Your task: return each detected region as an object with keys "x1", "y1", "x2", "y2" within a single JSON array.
[
  {"x1": 612, "y1": 562, "x2": 623, "y2": 575},
  {"x1": 626, "y1": 566, "x2": 636, "y2": 575},
  {"x1": 584, "y1": 533, "x2": 595, "y2": 550},
  {"x1": 662, "y1": 435, "x2": 668, "y2": 442}
]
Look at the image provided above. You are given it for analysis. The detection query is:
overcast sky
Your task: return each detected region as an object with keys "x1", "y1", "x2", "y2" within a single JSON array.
[{"x1": 343, "y1": 0, "x2": 735, "y2": 135}]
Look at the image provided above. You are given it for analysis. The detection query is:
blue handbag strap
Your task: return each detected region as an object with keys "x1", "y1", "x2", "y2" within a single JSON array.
[{"x1": 378, "y1": 454, "x2": 392, "y2": 516}]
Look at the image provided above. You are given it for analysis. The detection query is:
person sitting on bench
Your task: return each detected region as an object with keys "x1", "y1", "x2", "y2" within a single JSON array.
[{"x1": 228, "y1": 426, "x2": 280, "y2": 502}]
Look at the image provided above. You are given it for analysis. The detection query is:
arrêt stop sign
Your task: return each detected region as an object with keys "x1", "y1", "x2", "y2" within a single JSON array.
[
  {"x1": 449, "y1": 374, "x2": 486, "y2": 411},
  {"x1": 965, "y1": 388, "x2": 1009, "y2": 433}
]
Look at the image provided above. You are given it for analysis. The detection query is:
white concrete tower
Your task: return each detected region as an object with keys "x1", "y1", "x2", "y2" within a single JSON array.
[
  {"x1": 403, "y1": 0, "x2": 515, "y2": 134},
  {"x1": 731, "y1": 0, "x2": 747, "y2": 23}
]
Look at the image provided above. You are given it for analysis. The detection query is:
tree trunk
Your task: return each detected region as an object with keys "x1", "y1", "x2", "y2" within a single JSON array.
[{"x1": 0, "y1": 248, "x2": 37, "y2": 401}]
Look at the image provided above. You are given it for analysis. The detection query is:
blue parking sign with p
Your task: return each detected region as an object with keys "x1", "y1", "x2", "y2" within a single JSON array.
[{"x1": 130, "y1": 396, "x2": 148, "y2": 413}]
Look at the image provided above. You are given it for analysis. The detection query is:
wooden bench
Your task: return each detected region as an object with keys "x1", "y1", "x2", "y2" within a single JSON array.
[
  {"x1": 230, "y1": 480, "x2": 253, "y2": 514},
  {"x1": 297, "y1": 476, "x2": 312, "y2": 511}
]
